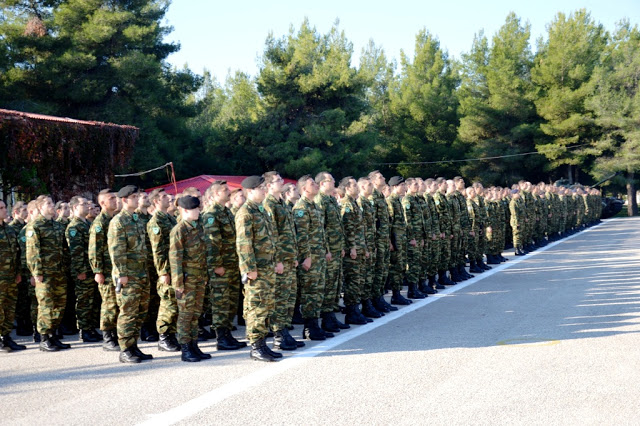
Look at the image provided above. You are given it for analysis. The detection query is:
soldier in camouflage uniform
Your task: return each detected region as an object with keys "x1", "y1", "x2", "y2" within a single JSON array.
[
  {"x1": 340, "y1": 177, "x2": 374, "y2": 324},
  {"x1": 293, "y1": 176, "x2": 333, "y2": 341},
  {"x1": 387, "y1": 176, "x2": 412, "y2": 305},
  {"x1": 202, "y1": 181, "x2": 246, "y2": 350},
  {"x1": 472, "y1": 183, "x2": 491, "y2": 270},
  {"x1": 135, "y1": 192, "x2": 159, "y2": 343},
  {"x1": 26, "y1": 195, "x2": 71, "y2": 351},
  {"x1": 402, "y1": 178, "x2": 427, "y2": 299},
  {"x1": 510, "y1": 190, "x2": 527, "y2": 255},
  {"x1": 235, "y1": 176, "x2": 282, "y2": 362},
  {"x1": 108, "y1": 186, "x2": 152, "y2": 363},
  {"x1": 434, "y1": 179, "x2": 455, "y2": 286},
  {"x1": 66, "y1": 196, "x2": 102, "y2": 343},
  {"x1": 263, "y1": 172, "x2": 304, "y2": 351},
  {"x1": 8, "y1": 202, "x2": 30, "y2": 337},
  {"x1": 465, "y1": 187, "x2": 483, "y2": 273},
  {"x1": 170, "y1": 195, "x2": 211, "y2": 363},
  {"x1": 454, "y1": 177, "x2": 474, "y2": 280},
  {"x1": 314, "y1": 172, "x2": 348, "y2": 332},
  {"x1": 0, "y1": 200, "x2": 25, "y2": 352},
  {"x1": 147, "y1": 189, "x2": 180, "y2": 352},
  {"x1": 424, "y1": 179, "x2": 444, "y2": 291},
  {"x1": 445, "y1": 181, "x2": 463, "y2": 282},
  {"x1": 89, "y1": 189, "x2": 120, "y2": 351},
  {"x1": 367, "y1": 171, "x2": 397, "y2": 313}
]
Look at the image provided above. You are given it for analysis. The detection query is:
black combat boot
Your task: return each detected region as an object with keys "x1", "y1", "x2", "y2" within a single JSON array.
[
  {"x1": 379, "y1": 295, "x2": 398, "y2": 311},
  {"x1": 131, "y1": 344, "x2": 153, "y2": 360},
  {"x1": 3, "y1": 334, "x2": 26, "y2": 351},
  {"x1": 373, "y1": 296, "x2": 390, "y2": 313},
  {"x1": 250, "y1": 339, "x2": 276, "y2": 362},
  {"x1": 102, "y1": 330, "x2": 120, "y2": 351},
  {"x1": 462, "y1": 264, "x2": 474, "y2": 279},
  {"x1": 158, "y1": 333, "x2": 180, "y2": 352},
  {"x1": 428, "y1": 275, "x2": 439, "y2": 293},
  {"x1": 469, "y1": 260, "x2": 483, "y2": 273},
  {"x1": 321, "y1": 312, "x2": 340, "y2": 333},
  {"x1": 362, "y1": 299, "x2": 383, "y2": 318},
  {"x1": 191, "y1": 340, "x2": 212, "y2": 359},
  {"x1": 33, "y1": 326, "x2": 41, "y2": 343},
  {"x1": 486, "y1": 254, "x2": 500, "y2": 265},
  {"x1": 390, "y1": 289, "x2": 412, "y2": 305},
  {"x1": 180, "y1": 343, "x2": 200, "y2": 362},
  {"x1": 49, "y1": 334, "x2": 71, "y2": 350},
  {"x1": 274, "y1": 329, "x2": 297, "y2": 351},
  {"x1": 282, "y1": 327, "x2": 304, "y2": 348},
  {"x1": 39, "y1": 334, "x2": 59, "y2": 352},
  {"x1": 344, "y1": 305, "x2": 368, "y2": 325},
  {"x1": 226, "y1": 329, "x2": 247, "y2": 348},
  {"x1": 0, "y1": 339, "x2": 11, "y2": 352},
  {"x1": 120, "y1": 347, "x2": 141, "y2": 363},
  {"x1": 215, "y1": 327, "x2": 242, "y2": 350},
  {"x1": 303, "y1": 318, "x2": 326, "y2": 341},
  {"x1": 407, "y1": 283, "x2": 426, "y2": 299},
  {"x1": 420, "y1": 279, "x2": 436, "y2": 294},
  {"x1": 439, "y1": 270, "x2": 455, "y2": 286},
  {"x1": 515, "y1": 247, "x2": 526, "y2": 256},
  {"x1": 262, "y1": 338, "x2": 283, "y2": 358},
  {"x1": 329, "y1": 312, "x2": 350, "y2": 329},
  {"x1": 81, "y1": 329, "x2": 101, "y2": 343},
  {"x1": 478, "y1": 258, "x2": 491, "y2": 270},
  {"x1": 140, "y1": 325, "x2": 159, "y2": 342}
]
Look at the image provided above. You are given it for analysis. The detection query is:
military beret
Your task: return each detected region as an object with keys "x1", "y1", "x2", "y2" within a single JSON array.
[
  {"x1": 54, "y1": 201, "x2": 66, "y2": 210},
  {"x1": 511, "y1": 189, "x2": 519, "y2": 194},
  {"x1": 98, "y1": 188, "x2": 112, "y2": 195},
  {"x1": 388, "y1": 176, "x2": 405, "y2": 187},
  {"x1": 117, "y1": 185, "x2": 139, "y2": 198},
  {"x1": 177, "y1": 195, "x2": 200, "y2": 210},
  {"x1": 212, "y1": 180, "x2": 227, "y2": 185},
  {"x1": 241, "y1": 176, "x2": 265, "y2": 189}
]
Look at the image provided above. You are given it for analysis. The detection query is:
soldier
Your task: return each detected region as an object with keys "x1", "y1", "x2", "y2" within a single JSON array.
[
  {"x1": 26, "y1": 195, "x2": 70, "y2": 351},
  {"x1": 135, "y1": 191, "x2": 159, "y2": 343},
  {"x1": 229, "y1": 189, "x2": 245, "y2": 217},
  {"x1": 55, "y1": 202, "x2": 71, "y2": 226},
  {"x1": 0, "y1": 200, "x2": 24, "y2": 352},
  {"x1": 434, "y1": 178, "x2": 455, "y2": 286},
  {"x1": 108, "y1": 186, "x2": 152, "y2": 363},
  {"x1": 169, "y1": 195, "x2": 211, "y2": 362},
  {"x1": 147, "y1": 189, "x2": 180, "y2": 352},
  {"x1": 89, "y1": 189, "x2": 120, "y2": 351},
  {"x1": 22, "y1": 201, "x2": 41, "y2": 342},
  {"x1": 402, "y1": 178, "x2": 427, "y2": 299},
  {"x1": 357, "y1": 177, "x2": 384, "y2": 316},
  {"x1": 339, "y1": 177, "x2": 373, "y2": 324},
  {"x1": 8, "y1": 201, "x2": 31, "y2": 337},
  {"x1": 202, "y1": 181, "x2": 246, "y2": 350},
  {"x1": 314, "y1": 172, "x2": 348, "y2": 333},
  {"x1": 454, "y1": 177, "x2": 474, "y2": 280},
  {"x1": 424, "y1": 179, "x2": 444, "y2": 292},
  {"x1": 66, "y1": 196, "x2": 102, "y2": 342},
  {"x1": 293, "y1": 175, "x2": 333, "y2": 340},
  {"x1": 263, "y1": 171, "x2": 304, "y2": 350},
  {"x1": 283, "y1": 183, "x2": 299, "y2": 212},
  {"x1": 387, "y1": 176, "x2": 412, "y2": 305},
  {"x1": 510, "y1": 189, "x2": 527, "y2": 255},
  {"x1": 235, "y1": 176, "x2": 281, "y2": 362}
]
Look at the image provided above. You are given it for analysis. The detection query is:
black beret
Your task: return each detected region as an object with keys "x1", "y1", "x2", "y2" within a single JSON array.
[
  {"x1": 178, "y1": 195, "x2": 200, "y2": 210},
  {"x1": 117, "y1": 185, "x2": 139, "y2": 198},
  {"x1": 212, "y1": 180, "x2": 227, "y2": 185},
  {"x1": 241, "y1": 175, "x2": 265, "y2": 189},
  {"x1": 54, "y1": 201, "x2": 66, "y2": 210},
  {"x1": 388, "y1": 176, "x2": 405, "y2": 187}
]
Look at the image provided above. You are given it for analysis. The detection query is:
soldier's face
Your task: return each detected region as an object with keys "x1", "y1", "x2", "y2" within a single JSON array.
[
  {"x1": 372, "y1": 173, "x2": 385, "y2": 187},
  {"x1": 232, "y1": 191, "x2": 245, "y2": 207},
  {"x1": 101, "y1": 193, "x2": 118, "y2": 212},
  {"x1": 249, "y1": 186, "x2": 266, "y2": 203},
  {"x1": 269, "y1": 176, "x2": 284, "y2": 193},
  {"x1": 0, "y1": 202, "x2": 7, "y2": 220},
  {"x1": 408, "y1": 181, "x2": 419, "y2": 193},
  {"x1": 358, "y1": 180, "x2": 372, "y2": 197},
  {"x1": 138, "y1": 194, "x2": 150, "y2": 208},
  {"x1": 216, "y1": 185, "x2": 230, "y2": 204},
  {"x1": 320, "y1": 176, "x2": 335, "y2": 192},
  {"x1": 75, "y1": 198, "x2": 89, "y2": 217},
  {"x1": 58, "y1": 204, "x2": 70, "y2": 218},
  {"x1": 17, "y1": 206, "x2": 28, "y2": 220},
  {"x1": 122, "y1": 194, "x2": 139, "y2": 211},
  {"x1": 304, "y1": 179, "x2": 319, "y2": 197},
  {"x1": 182, "y1": 207, "x2": 200, "y2": 222},
  {"x1": 157, "y1": 192, "x2": 171, "y2": 210},
  {"x1": 41, "y1": 198, "x2": 55, "y2": 219}
]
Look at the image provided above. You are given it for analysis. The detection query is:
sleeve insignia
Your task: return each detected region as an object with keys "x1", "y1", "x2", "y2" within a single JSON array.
[
  {"x1": 26, "y1": 230, "x2": 34, "y2": 238},
  {"x1": 405, "y1": 204, "x2": 411, "y2": 210},
  {"x1": 95, "y1": 225, "x2": 102, "y2": 233},
  {"x1": 21, "y1": 236, "x2": 26, "y2": 243},
  {"x1": 207, "y1": 217, "x2": 214, "y2": 225},
  {"x1": 132, "y1": 213, "x2": 139, "y2": 222},
  {"x1": 296, "y1": 210, "x2": 304, "y2": 217},
  {"x1": 69, "y1": 228, "x2": 77, "y2": 238},
  {"x1": 345, "y1": 206, "x2": 351, "y2": 213},
  {"x1": 152, "y1": 226, "x2": 160, "y2": 235}
]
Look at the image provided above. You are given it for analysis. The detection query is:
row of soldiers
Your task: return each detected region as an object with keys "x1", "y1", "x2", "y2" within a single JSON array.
[{"x1": 0, "y1": 173, "x2": 601, "y2": 362}]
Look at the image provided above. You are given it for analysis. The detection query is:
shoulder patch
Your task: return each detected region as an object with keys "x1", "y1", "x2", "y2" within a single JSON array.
[
  {"x1": 132, "y1": 213, "x2": 139, "y2": 222},
  {"x1": 207, "y1": 217, "x2": 214, "y2": 225},
  {"x1": 345, "y1": 206, "x2": 351, "y2": 213},
  {"x1": 258, "y1": 205, "x2": 264, "y2": 213},
  {"x1": 95, "y1": 225, "x2": 102, "y2": 233},
  {"x1": 26, "y1": 230, "x2": 34, "y2": 238},
  {"x1": 296, "y1": 210, "x2": 304, "y2": 217},
  {"x1": 152, "y1": 226, "x2": 160, "y2": 235},
  {"x1": 69, "y1": 228, "x2": 77, "y2": 238},
  {"x1": 405, "y1": 204, "x2": 411, "y2": 210},
  {"x1": 21, "y1": 236, "x2": 26, "y2": 243}
]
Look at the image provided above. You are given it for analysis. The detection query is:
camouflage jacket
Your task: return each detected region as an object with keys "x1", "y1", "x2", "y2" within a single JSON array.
[
  {"x1": 18, "y1": 226, "x2": 28, "y2": 276},
  {"x1": 169, "y1": 219, "x2": 208, "y2": 291},
  {"x1": 509, "y1": 197, "x2": 526, "y2": 228},
  {"x1": 466, "y1": 198, "x2": 482, "y2": 235},
  {"x1": 368, "y1": 188, "x2": 390, "y2": 242},
  {"x1": 402, "y1": 194, "x2": 425, "y2": 241},
  {"x1": 88, "y1": 211, "x2": 113, "y2": 275},
  {"x1": 293, "y1": 195, "x2": 327, "y2": 260},
  {"x1": 148, "y1": 210, "x2": 177, "y2": 277},
  {"x1": 315, "y1": 192, "x2": 345, "y2": 254},
  {"x1": 8, "y1": 218, "x2": 25, "y2": 236},
  {"x1": 446, "y1": 192, "x2": 462, "y2": 233},
  {"x1": 66, "y1": 217, "x2": 91, "y2": 277},
  {"x1": 425, "y1": 193, "x2": 441, "y2": 235},
  {"x1": 341, "y1": 195, "x2": 367, "y2": 251},
  {"x1": 387, "y1": 193, "x2": 406, "y2": 248},
  {"x1": 107, "y1": 210, "x2": 148, "y2": 279},
  {"x1": 417, "y1": 195, "x2": 432, "y2": 238},
  {"x1": 434, "y1": 192, "x2": 452, "y2": 236},
  {"x1": 26, "y1": 214, "x2": 67, "y2": 277},
  {"x1": 202, "y1": 202, "x2": 238, "y2": 273},
  {"x1": 357, "y1": 195, "x2": 376, "y2": 251},
  {"x1": 454, "y1": 191, "x2": 471, "y2": 232},
  {"x1": 263, "y1": 194, "x2": 298, "y2": 263},
  {"x1": 235, "y1": 200, "x2": 278, "y2": 275},
  {"x1": 0, "y1": 221, "x2": 20, "y2": 279}
]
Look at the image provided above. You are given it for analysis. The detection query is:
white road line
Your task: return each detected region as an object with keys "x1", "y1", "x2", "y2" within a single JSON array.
[{"x1": 139, "y1": 220, "x2": 608, "y2": 425}]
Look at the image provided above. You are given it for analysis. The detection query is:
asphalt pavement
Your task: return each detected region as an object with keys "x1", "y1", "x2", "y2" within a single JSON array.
[{"x1": 2, "y1": 218, "x2": 640, "y2": 425}]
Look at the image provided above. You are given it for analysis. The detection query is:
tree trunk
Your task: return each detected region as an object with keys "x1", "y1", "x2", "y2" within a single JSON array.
[{"x1": 626, "y1": 171, "x2": 638, "y2": 217}]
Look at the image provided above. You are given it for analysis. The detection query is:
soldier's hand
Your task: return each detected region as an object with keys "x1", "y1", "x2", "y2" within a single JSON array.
[
  {"x1": 350, "y1": 247, "x2": 357, "y2": 259},
  {"x1": 421, "y1": 240, "x2": 425, "y2": 248},
  {"x1": 214, "y1": 267, "x2": 225, "y2": 276},
  {"x1": 95, "y1": 273, "x2": 105, "y2": 285},
  {"x1": 341, "y1": 249, "x2": 345, "y2": 258},
  {"x1": 450, "y1": 234, "x2": 454, "y2": 240},
  {"x1": 247, "y1": 271, "x2": 258, "y2": 280},
  {"x1": 15, "y1": 275, "x2": 21, "y2": 284},
  {"x1": 365, "y1": 251, "x2": 370, "y2": 259},
  {"x1": 77, "y1": 273, "x2": 87, "y2": 280},
  {"x1": 441, "y1": 233, "x2": 445, "y2": 239},
  {"x1": 409, "y1": 239, "x2": 417, "y2": 247},
  {"x1": 35, "y1": 275, "x2": 43, "y2": 284},
  {"x1": 294, "y1": 260, "x2": 299, "y2": 267},
  {"x1": 326, "y1": 252, "x2": 333, "y2": 261},
  {"x1": 487, "y1": 226, "x2": 492, "y2": 233},
  {"x1": 159, "y1": 274, "x2": 170, "y2": 284},
  {"x1": 30, "y1": 277, "x2": 36, "y2": 287},
  {"x1": 302, "y1": 257, "x2": 312, "y2": 271},
  {"x1": 390, "y1": 243, "x2": 395, "y2": 252},
  {"x1": 470, "y1": 231, "x2": 475, "y2": 237},
  {"x1": 275, "y1": 263, "x2": 284, "y2": 275},
  {"x1": 175, "y1": 288, "x2": 184, "y2": 300},
  {"x1": 119, "y1": 276, "x2": 129, "y2": 287}
]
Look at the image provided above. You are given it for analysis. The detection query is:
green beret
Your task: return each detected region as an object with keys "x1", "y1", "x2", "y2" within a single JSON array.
[
  {"x1": 117, "y1": 185, "x2": 139, "y2": 198},
  {"x1": 389, "y1": 176, "x2": 405, "y2": 187},
  {"x1": 241, "y1": 176, "x2": 265, "y2": 189},
  {"x1": 178, "y1": 195, "x2": 200, "y2": 210}
]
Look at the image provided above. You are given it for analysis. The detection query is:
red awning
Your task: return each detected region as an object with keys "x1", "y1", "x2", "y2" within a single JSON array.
[{"x1": 146, "y1": 175, "x2": 295, "y2": 195}]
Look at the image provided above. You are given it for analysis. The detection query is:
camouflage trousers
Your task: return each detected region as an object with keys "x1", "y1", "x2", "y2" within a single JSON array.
[
  {"x1": 362, "y1": 248, "x2": 376, "y2": 300},
  {"x1": 372, "y1": 237, "x2": 390, "y2": 298},
  {"x1": 406, "y1": 239, "x2": 423, "y2": 284},
  {"x1": 322, "y1": 253, "x2": 341, "y2": 313},
  {"x1": 244, "y1": 267, "x2": 276, "y2": 343},
  {"x1": 98, "y1": 278, "x2": 118, "y2": 331},
  {"x1": 0, "y1": 276, "x2": 17, "y2": 336},
  {"x1": 74, "y1": 276, "x2": 97, "y2": 330},
  {"x1": 420, "y1": 239, "x2": 430, "y2": 281},
  {"x1": 451, "y1": 230, "x2": 462, "y2": 267},
  {"x1": 143, "y1": 268, "x2": 159, "y2": 331},
  {"x1": 342, "y1": 250, "x2": 365, "y2": 305},
  {"x1": 35, "y1": 274, "x2": 67, "y2": 335},
  {"x1": 389, "y1": 234, "x2": 407, "y2": 291},
  {"x1": 427, "y1": 237, "x2": 441, "y2": 277},
  {"x1": 209, "y1": 266, "x2": 241, "y2": 330},
  {"x1": 156, "y1": 278, "x2": 178, "y2": 335},
  {"x1": 176, "y1": 276, "x2": 206, "y2": 345},
  {"x1": 439, "y1": 235, "x2": 452, "y2": 271},
  {"x1": 29, "y1": 283, "x2": 37, "y2": 325},
  {"x1": 115, "y1": 276, "x2": 149, "y2": 351},
  {"x1": 270, "y1": 259, "x2": 297, "y2": 331},
  {"x1": 467, "y1": 232, "x2": 480, "y2": 262},
  {"x1": 512, "y1": 224, "x2": 523, "y2": 249},
  {"x1": 297, "y1": 254, "x2": 327, "y2": 319},
  {"x1": 15, "y1": 277, "x2": 31, "y2": 328}
]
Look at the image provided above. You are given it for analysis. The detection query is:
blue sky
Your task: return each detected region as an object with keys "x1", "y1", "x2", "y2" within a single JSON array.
[{"x1": 163, "y1": 0, "x2": 639, "y2": 81}]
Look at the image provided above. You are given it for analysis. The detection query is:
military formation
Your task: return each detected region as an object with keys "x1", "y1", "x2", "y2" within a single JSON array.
[{"x1": 0, "y1": 175, "x2": 602, "y2": 363}]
